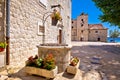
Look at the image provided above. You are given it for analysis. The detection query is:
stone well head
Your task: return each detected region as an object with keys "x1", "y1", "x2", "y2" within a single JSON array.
[{"x1": 37, "y1": 43, "x2": 72, "y2": 73}]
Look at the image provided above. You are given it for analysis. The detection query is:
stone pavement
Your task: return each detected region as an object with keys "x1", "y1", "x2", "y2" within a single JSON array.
[
  {"x1": 1, "y1": 42, "x2": 119, "y2": 80},
  {"x1": 0, "y1": 63, "x2": 102, "y2": 80},
  {"x1": 71, "y1": 42, "x2": 120, "y2": 80},
  {"x1": 0, "y1": 66, "x2": 102, "y2": 80}
]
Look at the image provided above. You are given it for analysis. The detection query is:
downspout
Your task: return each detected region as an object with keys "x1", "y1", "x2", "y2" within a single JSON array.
[{"x1": 6, "y1": 0, "x2": 10, "y2": 65}]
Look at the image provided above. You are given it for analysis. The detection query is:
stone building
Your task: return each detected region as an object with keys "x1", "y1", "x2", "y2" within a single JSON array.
[
  {"x1": 0, "y1": 0, "x2": 71, "y2": 67},
  {"x1": 71, "y1": 13, "x2": 107, "y2": 42}
]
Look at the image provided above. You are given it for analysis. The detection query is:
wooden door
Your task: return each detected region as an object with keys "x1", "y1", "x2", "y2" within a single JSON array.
[{"x1": 59, "y1": 30, "x2": 62, "y2": 44}]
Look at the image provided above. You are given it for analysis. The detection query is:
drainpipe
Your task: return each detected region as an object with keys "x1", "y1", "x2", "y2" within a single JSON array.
[{"x1": 6, "y1": 0, "x2": 10, "y2": 65}]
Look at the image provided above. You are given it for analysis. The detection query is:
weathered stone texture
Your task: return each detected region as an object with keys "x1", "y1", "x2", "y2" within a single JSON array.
[
  {"x1": 48, "y1": 0, "x2": 71, "y2": 45},
  {"x1": 77, "y1": 14, "x2": 89, "y2": 41},
  {"x1": 71, "y1": 13, "x2": 107, "y2": 42},
  {"x1": 0, "y1": 0, "x2": 5, "y2": 42},
  {"x1": 10, "y1": 0, "x2": 47, "y2": 65},
  {"x1": 38, "y1": 46, "x2": 71, "y2": 73},
  {"x1": 72, "y1": 14, "x2": 89, "y2": 41},
  {"x1": 83, "y1": 70, "x2": 101, "y2": 80},
  {"x1": 9, "y1": 0, "x2": 71, "y2": 66},
  {"x1": 71, "y1": 20, "x2": 77, "y2": 40},
  {"x1": 88, "y1": 29, "x2": 107, "y2": 42},
  {"x1": 0, "y1": 0, "x2": 6, "y2": 69}
]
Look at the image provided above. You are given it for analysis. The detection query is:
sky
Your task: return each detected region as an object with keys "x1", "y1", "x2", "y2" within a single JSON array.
[{"x1": 72, "y1": 0, "x2": 119, "y2": 37}]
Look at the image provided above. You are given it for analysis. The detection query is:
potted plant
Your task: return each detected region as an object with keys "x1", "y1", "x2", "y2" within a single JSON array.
[
  {"x1": 43, "y1": 53, "x2": 56, "y2": 70},
  {"x1": 0, "y1": 42, "x2": 7, "y2": 52},
  {"x1": 25, "y1": 54, "x2": 58, "y2": 78},
  {"x1": 51, "y1": 9, "x2": 62, "y2": 26},
  {"x1": 67, "y1": 57, "x2": 80, "y2": 74}
]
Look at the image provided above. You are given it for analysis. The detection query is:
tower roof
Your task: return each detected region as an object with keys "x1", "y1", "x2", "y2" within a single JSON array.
[{"x1": 88, "y1": 24, "x2": 107, "y2": 29}]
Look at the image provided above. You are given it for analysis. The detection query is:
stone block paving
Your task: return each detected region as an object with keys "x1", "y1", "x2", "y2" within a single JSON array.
[
  {"x1": 0, "y1": 64, "x2": 101, "y2": 80},
  {"x1": 71, "y1": 42, "x2": 120, "y2": 80},
  {"x1": 1, "y1": 42, "x2": 120, "y2": 80},
  {"x1": 0, "y1": 67, "x2": 83, "y2": 80}
]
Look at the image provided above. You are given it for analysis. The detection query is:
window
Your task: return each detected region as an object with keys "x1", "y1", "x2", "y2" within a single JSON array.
[
  {"x1": 72, "y1": 21, "x2": 74, "y2": 23},
  {"x1": 81, "y1": 19, "x2": 83, "y2": 21},
  {"x1": 81, "y1": 19, "x2": 84, "y2": 23},
  {"x1": 39, "y1": 0, "x2": 47, "y2": 8},
  {"x1": 81, "y1": 24, "x2": 83, "y2": 27},
  {"x1": 81, "y1": 30, "x2": 83, "y2": 33},
  {"x1": 80, "y1": 37, "x2": 84, "y2": 41},
  {"x1": 95, "y1": 31, "x2": 98, "y2": 33},
  {"x1": 38, "y1": 21, "x2": 44, "y2": 35}
]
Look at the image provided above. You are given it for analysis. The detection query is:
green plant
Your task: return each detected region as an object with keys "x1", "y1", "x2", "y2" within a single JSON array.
[
  {"x1": 51, "y1": 9, "x2": 62, "y2": 21},
  {"x1": 26, "y1": 54, "x2": 56, "y2": 70},
  {"x1": 0, "y1": 42, "x2": 7, "y2": 48},
  {"x1": 35, "y1": 58, "x2": 43, "y2": 67},
  {"x1": 54, "y1": 12, "x2": 62, "y2": 20},
  {"x1": 70, "y1": 57, "x2": 79, "y2": 66},
  {"x1": 43, "y1": 53, "x2": 55, "y2": 70}
]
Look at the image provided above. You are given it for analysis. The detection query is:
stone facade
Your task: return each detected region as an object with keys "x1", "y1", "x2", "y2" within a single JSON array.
[
  {"x1": 71, "y1": 13, "x2": 107, "y2": 42},
  {"x1": 0, "y1": 0, "x2": 71, "y2": 66},
  {"x1": 0, "y1": 0, "x2": 5, "y2": 42},
  {"x1": 88, "y1": 24, "x2": 108, "y2": 42},
  {"x1": 0, "y1": 0, "x2": 6, "y2": 68},
  {"x1": 38, "y1": 46, "x2": 71, "y2": 73}
]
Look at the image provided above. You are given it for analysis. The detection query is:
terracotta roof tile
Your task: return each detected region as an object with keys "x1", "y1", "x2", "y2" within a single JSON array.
[{"x1": 88, "y1": 24, "x2": 107, "y2": 29}]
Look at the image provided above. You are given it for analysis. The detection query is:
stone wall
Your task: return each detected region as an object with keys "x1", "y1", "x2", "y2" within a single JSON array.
[
  {"x1": 10, "y1": 0, "x2": 45, "y2": 65},
  {"x1": 0, "y1": 0, "x2": 5, "y2": 42},
  {"x1": 88, "y1": 29, "x2": 107, "y2": 42},
  {"x1": 71, "y1": 20, "x2": 77, "y2": 41},
  {"x1": 0, "y1": 0, "x2": 6, "y2": 68},
  {"x1": 38, "y1": 46, "x2": 71, "y2": 73},
  {"x1": 76, "y1": 14, "x2": 89, "y2": 41},
  {"x1": 71, "y1": 13, "x2": 107, "y2": 42},
  {"x1": 9, "y1": 0, "x2": 71, "y2": 66},
  {"x1": 48, "y1": 0, "x2": 71, "y2": 45}
]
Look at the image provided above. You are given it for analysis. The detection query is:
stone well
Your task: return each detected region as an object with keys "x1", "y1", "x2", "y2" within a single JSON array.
[{"x1": 37, "y1": 43, "x2": 72, "y2": 73}]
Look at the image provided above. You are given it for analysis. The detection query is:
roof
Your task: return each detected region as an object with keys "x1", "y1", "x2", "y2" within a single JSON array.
[{"x1": 88, "y1": 24, "x2": 107, "y2": 30}]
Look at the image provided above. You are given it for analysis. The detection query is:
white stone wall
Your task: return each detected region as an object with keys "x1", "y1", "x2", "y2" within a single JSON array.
[
  {"x1": 10, "y1": 0, "x2": 43, "y2": 65},
  {"x1": 0, "y1": 0, "x2": 5, "y2": 42},
  {"x1": 48, "y1": 0, "x2": 71, "y2": 45},
  {"x1": 9, "y1": 0, "x2": 71, "y2": 65}
]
